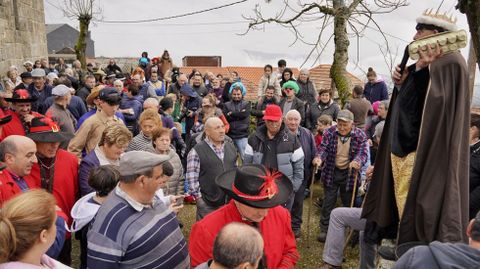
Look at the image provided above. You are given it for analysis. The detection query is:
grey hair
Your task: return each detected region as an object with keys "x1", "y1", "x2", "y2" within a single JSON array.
[
  {"x1": 380, "y1": 100, "x2": 390, "y2": 111},
  {"x1": 285, "y1": 109, "x2": 301, "y2": 120},
  {"x1": 300, "y1": 68, "x2": 309, "y2": 75},
  {"x1": 144, "y1": 97, "x2": 159, "y2": 107}
]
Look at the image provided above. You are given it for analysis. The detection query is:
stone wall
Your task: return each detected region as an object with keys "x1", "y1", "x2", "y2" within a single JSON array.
[{"x1": 0, "y1": 0, "x2": 48, "y2": 74}]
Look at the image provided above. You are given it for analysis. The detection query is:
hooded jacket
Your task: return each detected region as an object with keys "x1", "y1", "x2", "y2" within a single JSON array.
[
  {"x1": 70, "y1": 192, "x2": 100, "y2": 232},
  {"x1": 392, "y1": 242, "x2": 480, "y2": 269}
]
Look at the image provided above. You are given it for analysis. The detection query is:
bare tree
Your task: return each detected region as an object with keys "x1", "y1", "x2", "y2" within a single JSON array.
[
  {"x1": 457, "y1": 0, "x2": 480, "y2": 70},
  {"x1": 243, "y1": 0, "x2": 407, "y2": 105},
  {"x1": 61, "y1": 0, "x2": 102, "y2": 69}
]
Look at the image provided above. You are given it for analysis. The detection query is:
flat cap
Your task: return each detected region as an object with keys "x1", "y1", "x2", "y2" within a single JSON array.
[
  {"x1": 31, "y1": 68, "x2": 46, "y2": 77},
  {"x1": 52, "y1": 85, "x2": 71, "y2": 97},
  {"x1": 118, "y1": 151, "x2": 170, "y2": 177},
  {"x1": 337, "y1": 109, "x2": 354, "y2": 122}
]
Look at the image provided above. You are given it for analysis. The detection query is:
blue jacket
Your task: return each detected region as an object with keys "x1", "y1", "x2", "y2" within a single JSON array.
[
  {"x1": 78, "y1": 150, "x2": 100, "y2": 197},
  {"x1": 296, "y1": 126, "x2": 317, "y2": 183},
  {"x1": 120, "y1": 95, "x2": 143, "y2": 134},
  {"x1": 364, "y1": 80, "x2": 388, "y2": 104},
  {"x1": 28, "y1": 83, "x2": 53, "y2": 114}
]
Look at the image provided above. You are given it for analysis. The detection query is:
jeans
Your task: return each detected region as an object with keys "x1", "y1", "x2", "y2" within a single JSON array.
[
  {"x1": 323, "y1": 207, "x2": 376, "y2": 269},
  {"x1": 233, "y1": 137, "x2": 248, "y2": 161},
  {"x1": 320, "y1": 167, "x2": 353, "y2": 231}
]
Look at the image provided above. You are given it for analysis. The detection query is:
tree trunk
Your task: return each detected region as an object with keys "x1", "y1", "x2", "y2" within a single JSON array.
[
  {"x1": 330, "y1": 1, "x2": 351, "y2": 107},
  {"x1": 75, "y1": 17, "x2": 91, "y2": 70},
  {"x1": 458, "y1": 0, "x2": 480, "y2": 70}
]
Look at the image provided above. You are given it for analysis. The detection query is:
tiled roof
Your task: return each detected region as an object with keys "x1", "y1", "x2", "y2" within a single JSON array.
[{"x1": 179, "y1": 65, "x2": 362, "y2": 101}]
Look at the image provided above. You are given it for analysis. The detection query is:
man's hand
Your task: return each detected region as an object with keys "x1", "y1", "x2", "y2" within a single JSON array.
[
  {"x1": 169, "y1": 203, "x2": 183, "y2": 214},
  {"x1": 366, "y1": 165, "x2": 374, "y2": 181},
  {"x1": 416, "y1": 43, "x2": 442, "y2": 71},
  {"x1": 312, "y1": 157, "x2": 322, "y2": 167},
  {"x1": 23, "y1": 114, "x2": 34, "y2": 123},
  {"x1": 349, "y1": 160, "x2": 361, "y2": 171},
  {"x1": 169, "y1": 195, "x2": 184, "y2": 205},
  {"x1": 392, "y1": 64, "x2": 408, "y2": 85}
]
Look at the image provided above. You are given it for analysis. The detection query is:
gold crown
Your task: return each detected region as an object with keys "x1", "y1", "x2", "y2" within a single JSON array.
[{"x1": 422, "y1": 9, "x2": 457, "y2": 24}]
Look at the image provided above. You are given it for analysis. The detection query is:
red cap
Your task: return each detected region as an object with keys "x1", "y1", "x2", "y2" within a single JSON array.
[{"x1": 263, "y1": 104, "x2": 283, "y2": 121}]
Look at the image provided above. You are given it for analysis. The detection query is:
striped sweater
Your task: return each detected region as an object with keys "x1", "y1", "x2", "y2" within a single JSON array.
[{"x1": 87, "y1": 188, "x2": 190, "y2": 269}]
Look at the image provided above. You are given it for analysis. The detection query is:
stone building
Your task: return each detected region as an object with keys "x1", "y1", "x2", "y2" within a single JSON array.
[{"x1": 0, "y1": 0, "x2": 48, "y2": 73}]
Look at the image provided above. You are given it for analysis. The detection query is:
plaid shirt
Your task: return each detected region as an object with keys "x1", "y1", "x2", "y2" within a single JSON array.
[
  {"x1": 186, "y1": 137, "x2": 225, "y2": 198},
  {"x1": 317, "y1": 125, "x2": 368, "y2": 191}
]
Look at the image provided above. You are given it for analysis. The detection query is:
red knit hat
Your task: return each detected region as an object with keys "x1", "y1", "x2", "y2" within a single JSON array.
[{"x1": 263, "y1": 104, "x2": 283, "y2": 121}]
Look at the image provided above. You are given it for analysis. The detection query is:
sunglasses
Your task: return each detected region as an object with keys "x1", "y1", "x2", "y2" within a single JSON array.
[{"x1": 284, "y1": 88, "x2": 293, "y2": 91}]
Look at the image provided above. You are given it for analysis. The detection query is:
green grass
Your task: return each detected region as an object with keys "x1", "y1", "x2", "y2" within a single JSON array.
[{"x1": 70, "y1": 183, "x2": 361, "y2": 269}]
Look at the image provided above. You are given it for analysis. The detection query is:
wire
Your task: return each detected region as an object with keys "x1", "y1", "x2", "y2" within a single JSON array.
[{"x1": 96, "y1": 0, "x2": 248, "y2": 24}]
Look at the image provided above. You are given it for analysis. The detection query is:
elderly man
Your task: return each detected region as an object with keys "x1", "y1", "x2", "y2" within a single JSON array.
[
  {"x1": 2, "y1": 89, "x2": 43, "y2": 139},
  {"x1": 168, "y1": 73, "x2": 188, "y2": 97},
  {"x1": 27, "y1": 68, "x2": 53, "y2": 114},
  {"x1": 105, "y1": 58, "x2": 122, "y2": 75},
  {"x1": 192, "y1": 75, "x2": 209, "y2": 98},
  {"x1": 87, "y1": 151, "x2": 190, "y2": 268},
  {"x1": 46, "y1": 85, "x2": 77, "y2": 147},
  {"x1": 68, "y1": 88, "x2": 124, "y2": 159},
  {"x1": 195, "y1": 222, "x2": 264, "y2": 269},
  {"x1": 284, "y1": 109, "x2": 319, "y2": 237},
  {"x1": 223, "y1": 82, "x2": 251, "y2": 160},
  {"x1": 317, "y1": 109, "x2": 369, "y2": 242},
  {"x1": 245, "y1": 104, "x2": 304, "y2": 210},
  {"x1": 362, "y1": 10, "x2": 470, "y2": 256},
  {"x1": 0, "y1": 135, "x2": 67, "y2": 258},
  {"x1": 187, "y1": 117, "x2": 237, "y2": 220},
  {"x1": 25, "y1": 116, "x2": 78, "y2": 265},
  {"x1": 296, "y1": 68, "x2": 318, "y2": 106},
  {"x1": 189, "y1": 164, "x2": 299, "y2": 269}
]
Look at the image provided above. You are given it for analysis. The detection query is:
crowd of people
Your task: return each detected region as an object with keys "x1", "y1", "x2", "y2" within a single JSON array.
[{"x1": 0, "y1": 10, "x2": 479, "y2": 269}]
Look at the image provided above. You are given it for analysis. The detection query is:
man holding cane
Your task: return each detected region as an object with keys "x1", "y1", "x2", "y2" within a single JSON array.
[{"x1": 316, "y1": 109, "x2": 369, "y2": 242}]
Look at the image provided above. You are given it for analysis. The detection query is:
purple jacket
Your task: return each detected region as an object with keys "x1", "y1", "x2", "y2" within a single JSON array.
[
  {"x1": 317, "y1": 125, "x2": 369, "y2": 191},
  {"x1": 78, "y1": 150, "x2": 100, "y2": 197},
  {"x1": 364, "y1": 80, "x2": 388, "y2": 104}
]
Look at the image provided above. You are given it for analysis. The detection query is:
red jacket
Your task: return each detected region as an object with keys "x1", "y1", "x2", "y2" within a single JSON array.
[
  {"x1": 0, "y1": 169, "x2": 38, "y2": 206},
  {"x1": 1, "y1": 110, "x2": 43, "y2": 141},
  {"x1": 25, "y1": 149, "x2": 79, "y2": 226},
  {"x1": 189, "y1": 200, "x2": 299, "y2": 269}
]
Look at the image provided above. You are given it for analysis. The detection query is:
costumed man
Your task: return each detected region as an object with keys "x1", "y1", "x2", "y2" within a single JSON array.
[
  {"x1": 25, "y1": 116, "x2": 78, "y2": 265},
  {"x1": 1, "y1": 88, "x2": 42, "y2": 140},
  {"x1": 361, "y1": 10, "x2": 470, "y2": 259},
  {"x1": 189, "y1": 164, "x2": 299, "y2": 269}
]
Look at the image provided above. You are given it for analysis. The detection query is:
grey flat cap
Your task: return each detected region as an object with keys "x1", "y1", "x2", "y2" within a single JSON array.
[
  {"x1": 337, "y1": 109, "x2": 354, "y2": 122},
  {"x1": 118, "y1": 151, "x2": 171, "y2": 177},
  {"x1": 52, "y1": 85, "x2": 70, "y2": 97},
  {"x1": 31, "y1": 68, "x2": 46, "y2": 77}
]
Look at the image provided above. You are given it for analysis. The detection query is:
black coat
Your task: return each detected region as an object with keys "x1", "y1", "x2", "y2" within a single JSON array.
[
  {"x1": 279, "y1": 97, "x2": 305, "y2": 125},
  {"x1": 223, "y1": 100, "x2": 251, "y2": 139},
  {"x1": 470, "y1": 141, "x2": 480, "y2": 219}
]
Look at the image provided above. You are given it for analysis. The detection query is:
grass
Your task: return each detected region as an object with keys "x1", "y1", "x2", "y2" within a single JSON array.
[{"x1": 70, "y1": 183, "x2": 362, "y2": 269}]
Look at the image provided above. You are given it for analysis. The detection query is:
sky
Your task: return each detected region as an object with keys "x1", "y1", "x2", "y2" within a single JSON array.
[{"x1": 44, "y1": 0, "x2": 478, "y2": 87}]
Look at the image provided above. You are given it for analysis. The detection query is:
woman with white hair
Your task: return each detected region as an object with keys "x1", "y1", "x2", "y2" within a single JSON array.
[{"x1": 296, "y1": 68, "x2": 318, "y2": 106}]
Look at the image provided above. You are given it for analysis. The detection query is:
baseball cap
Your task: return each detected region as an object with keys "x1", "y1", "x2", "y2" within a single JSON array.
[
  {"x1": 337, "y1": 110, "x2": 354, "y2": 122},
  {"x1": 263, "y1": 104, "x2": 283, "y2": 121},
  {"x1": 99, "y1": 87, "x2": 121, "y2": 105},
  {"x1": 118, "y1": 151, "x2": 171, "y2": 177}
]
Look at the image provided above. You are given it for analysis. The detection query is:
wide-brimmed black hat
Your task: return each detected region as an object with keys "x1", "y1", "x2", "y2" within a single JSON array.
[
  {"x1": 4, "y1": 89, "x2": 37, "y2": 103},
  {"x1": 216, "y1": 164, "x2": 293, "y2": 208},
  {"x1": 27, "y1": 116, "x2": 72, "y2": 143}
]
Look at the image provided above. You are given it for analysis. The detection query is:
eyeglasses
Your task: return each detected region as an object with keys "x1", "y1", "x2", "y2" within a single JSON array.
[{"x1": 284, "y1": 88, "x2": 293, "y2": 91}]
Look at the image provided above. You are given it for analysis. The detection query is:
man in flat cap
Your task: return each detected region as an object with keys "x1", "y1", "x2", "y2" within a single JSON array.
[
  {"x1": 87, "y1": 151, "x2": 190, "y2": 268},
  {"x1": 362, "y1": 9, "x2": 470, "y2": 259},
  {"x1": 27, "y1": 68, "x2": 53, "y2": 114}
]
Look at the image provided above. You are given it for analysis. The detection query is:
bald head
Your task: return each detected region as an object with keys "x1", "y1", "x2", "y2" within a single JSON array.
[
  {"x1": 205, "y1": 117, "x2": 225, "y2": 144},
  {"x1": 212, "y1": 222, "x2": 264, "y2": 268},
  {"x1": 0, "y1": 135, "x2": 37, "y2": 176}
]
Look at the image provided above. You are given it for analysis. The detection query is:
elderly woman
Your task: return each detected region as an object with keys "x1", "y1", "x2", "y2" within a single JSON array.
[
  {"x1": 193, "y1": 94, "x2": 229, "y2": 133},
  {"x1": 78, "y1": 123, "x2": 132, "y2": 197},
  {"x1": 146, "y1": 127, "x2": 184, "y2": 196},
  {"x1": 127, "y1": 108, "x2": 163, "y2": 151},
  {"x1": 306, "y1": 88, "x2": 340, "y2": 131},
  {"x1": 4, "y1": 67, "x2": 21, "y2": 93},
  {"x1": 296, "y1": 68, "x2": 318, "y2": 106},
  {"x1": 0, "y1": 190, "x2": 71, "y2": 268}
]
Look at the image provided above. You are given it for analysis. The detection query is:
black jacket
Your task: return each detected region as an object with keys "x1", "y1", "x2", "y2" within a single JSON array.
[
  {"x1": 223, "y1": 100, "x2": 251, "y2": 139},
  {"x1": 279, "y1": 97, "x2": 305, "y2": 125},
  {"x1": 470, "y1": 141, "x2": 480, "y2": 219}
]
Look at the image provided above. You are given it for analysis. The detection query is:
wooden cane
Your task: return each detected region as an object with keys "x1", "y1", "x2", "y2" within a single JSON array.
[
  {"x1": 305, "y1": 164, "x2": 319, "y2": 249},
  {"x1": 343, "y1": 169, "x2": 359, "y2": 254}
]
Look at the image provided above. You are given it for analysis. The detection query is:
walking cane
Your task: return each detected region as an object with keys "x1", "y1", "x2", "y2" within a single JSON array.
[
  {"x1": 343, "y1": 169, "x2": 360, "y2": 254},
  {"x1": 305, "y1": 164, "x2": 319, "y2": 249}
]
